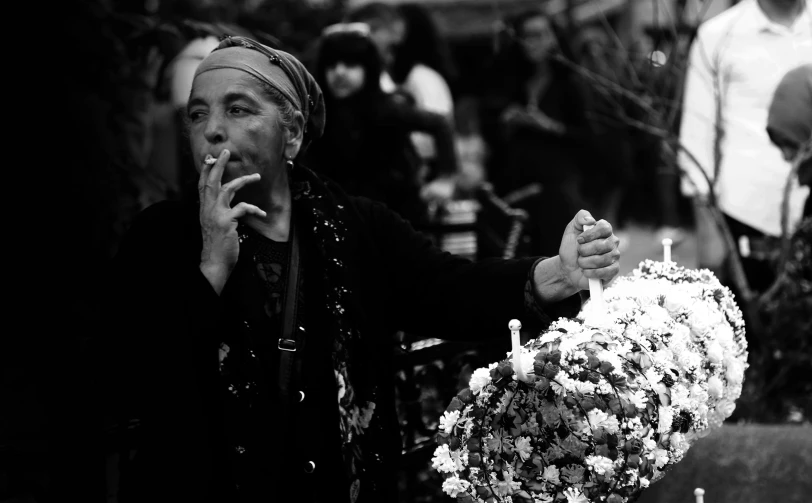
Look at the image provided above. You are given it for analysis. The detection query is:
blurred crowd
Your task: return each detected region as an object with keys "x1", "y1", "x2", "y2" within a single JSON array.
[{"x1": 99, "y1": 0, "x2": 708, "y2": 261}]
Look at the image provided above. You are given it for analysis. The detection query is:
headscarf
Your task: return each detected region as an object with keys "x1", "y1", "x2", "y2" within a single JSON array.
[
  {"x1": 767, "y1": 64, "x2": 812, "y2": 149},
  {"x1": 194, "y1": 36, "x2": 326, "y2": 152}
]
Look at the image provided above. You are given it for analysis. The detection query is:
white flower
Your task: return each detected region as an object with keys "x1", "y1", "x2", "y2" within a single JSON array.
[
  {"x1": 665, "y1": 290, "x2": 693, "y2": 313},
  {"x1": 431, "y1": 444, "x2": 466, "y2": 474},
  {"x1": 679, "y1": 350, "x2": 702, "y2": 371},
  {"x1": 538, "y1": 330, "x2": 564, "y2": 345},
  {"x1": 651, "y1": 448, "x2": 670, "y2": 469},
  {"x1": 688, "y1": 302, "x2": 723, "y2": 337},
  {"x1": 628, "y1": 389, "x2": 649, "y2": 409},
  {"x1": 542, "y1": 465, "x2": 561, "y2": 485},
  {"x1": 640, "y1": 478, "x2": 650, "y2": 488},
  {"x1": 706, "y1": 342, "x2": 724, "y2": 364},
  {"x1": 672, "y1": 323, "x2": 691, "y2": 342},
  {"x1": 598, "y1": 349, "x2": 624, "y2": 375},
  {"x1": 564, "y1": 487, "x2": 589, "y2": 503},
  {"x1": 658, "y1": 406, "x2": 674, "y2": 433},
  {"x1": 585, "y1": 409, "x2": 609, "y2": 431},
  {"x1": 534, "y1": 494, "x2": 555, "y2": 503},
  {"x1": 611, "y1": 297, "x2": 638, "y2": 314},
  {"x1": 603, "y1": 414, "x2": 620, "y2": 434},
  {"x1": 670, "y1": 432, "x2": 687, "y2": 451},
  {"x1": 514, "y1": 436, "x2": 533, "y2": 461},
  {"x1": 469, "y1": 367, "x2": 491, "y2": 395},
  {"x1": 642, "y1": 304, "x2": 672, "y2": 328},
  {"x1": 725, "y1": 359, "x2": 744, "y2": 385},
  {"x1": 644, "y1": 436, "x2": 657, "y2": 452},
  {"x1": 441, "y1": 476, "x2": 471, "y2": 498},
  {"x1": 707, "y1": 375, "x2": 724, "y2": 398},
  {"x1": 585, "y1": 409, "x2": 620, "y2": 434},
  {"x1": 670, "y1": 385, "x2": 691, "y2": 409},
  {"x1": 520, "y1": 351, "x2": 536, "y2": 378},
  {"x1": 715, "y1": 398, "x2": 736, "y2": 420},
  {"x1": 644, "y1": 367, "x2": 661, "y2": 388},
  {"x1": 498, "y1": 391, "x2": 515, "y2": 414},
  {"x1": 574, "y1": 380, "x2": 596, "y2": 394},
  {"x1": 586, "y1": 455, "x2": 616, "y2": 475},
  {"x1": 440, "y1": 410, "x2": 460, "y2": 434},
  {"x1": 713, "y1": 323, "x2": 735, "y2": 345}
]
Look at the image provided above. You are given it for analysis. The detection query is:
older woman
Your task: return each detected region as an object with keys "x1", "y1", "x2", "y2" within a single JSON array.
[{"x1": 105, "y1": 36, "x2": 621, "y2": 503}]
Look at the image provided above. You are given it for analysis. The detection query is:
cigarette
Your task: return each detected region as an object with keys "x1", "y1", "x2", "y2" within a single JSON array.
[{"x1": 204, "y1": 156, "x2": 217, "y2": 165}]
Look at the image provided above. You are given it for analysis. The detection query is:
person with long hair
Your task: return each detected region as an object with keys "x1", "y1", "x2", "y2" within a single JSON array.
[
  {"x1": 391, "y1": 3, "x2": 457, "y2": 178},
  {"x1": 480, "y1": 8, "x2": 598, "y2": 257},
  {"x1": 303, "y1": 25, "x2": 458, "y2": 227}
]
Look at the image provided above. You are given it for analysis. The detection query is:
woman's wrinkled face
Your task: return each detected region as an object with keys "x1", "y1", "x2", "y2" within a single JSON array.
[
  {"x1": 187, "y1": 68, "x2": 288, "y2": 191},
  {"x1": 519, "y1": 15, "x2": 557, "y2": 64},
  {"x1": 326, "y1": 61, "x2": 367, "y2": 99}
]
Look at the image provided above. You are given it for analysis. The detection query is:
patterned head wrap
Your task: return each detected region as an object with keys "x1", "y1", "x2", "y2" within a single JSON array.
[{"x1": 194, "y1": 36, "x2": 326, "y2": 152}]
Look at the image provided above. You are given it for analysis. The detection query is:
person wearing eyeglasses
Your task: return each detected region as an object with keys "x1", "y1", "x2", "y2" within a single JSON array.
[{"x1": 303, "y1": 26, "x2": 459, "y2": 228}]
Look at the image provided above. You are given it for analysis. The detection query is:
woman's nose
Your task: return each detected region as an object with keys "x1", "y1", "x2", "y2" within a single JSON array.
[{"x1": 203, "y1": 110, "x2": 226, "y2": 145}]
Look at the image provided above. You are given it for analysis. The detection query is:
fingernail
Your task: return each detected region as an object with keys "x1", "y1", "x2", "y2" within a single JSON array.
[
  {"x1": 221, "y1": 149, "x2": 229, "y2": 157},
  {"x1": 577, "y1": 237, "x2": 585, "y2": 244}
]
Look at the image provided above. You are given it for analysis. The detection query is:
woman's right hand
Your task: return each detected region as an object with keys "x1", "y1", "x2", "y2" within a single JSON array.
[{"x1": 198, "y1": 149, "x2": 266, "y2": 294}]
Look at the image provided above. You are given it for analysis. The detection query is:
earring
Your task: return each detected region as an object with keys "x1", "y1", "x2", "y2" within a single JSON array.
[{"x1": 285, "y1": 157, "x2": 295, "y2": 172}]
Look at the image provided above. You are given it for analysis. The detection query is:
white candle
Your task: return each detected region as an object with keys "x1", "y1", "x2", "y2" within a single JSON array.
[
  {"x1": 662, "y1": 238, "x2": 673, "y2": 263},
  {"x1": 694, "y1": 488, "x2": 705, "y2": 503},
  {"x1": 509, "y1": 319, "x2": 526, "y2": 381},
  {"x1": 583, "y1": 224, "x2": 606, "y2": 314}
]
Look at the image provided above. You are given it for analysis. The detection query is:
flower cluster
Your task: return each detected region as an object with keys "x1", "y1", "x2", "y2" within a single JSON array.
[{"x1": 433, "y1": 260, "x2": 748, "y2": 502}]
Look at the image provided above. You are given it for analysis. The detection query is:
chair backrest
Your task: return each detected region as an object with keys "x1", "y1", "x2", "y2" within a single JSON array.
[{"x1": 475, "y1": 183, "x2": 530, "y2": 260}]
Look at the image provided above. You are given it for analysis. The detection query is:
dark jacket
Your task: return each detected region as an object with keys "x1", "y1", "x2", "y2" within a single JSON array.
[{"x1": 101, "y1": 169, "x2": 579, "y2": 502}]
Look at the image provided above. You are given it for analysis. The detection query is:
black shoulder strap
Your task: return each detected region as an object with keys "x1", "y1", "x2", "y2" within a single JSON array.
[{"x1": 277, "y1": 218, "x2": 302, "y2": 412}]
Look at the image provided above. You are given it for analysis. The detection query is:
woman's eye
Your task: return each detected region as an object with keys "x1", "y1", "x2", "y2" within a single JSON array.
[{"x1": 230, "y1": 106, "x2": 248, "y2": 115}]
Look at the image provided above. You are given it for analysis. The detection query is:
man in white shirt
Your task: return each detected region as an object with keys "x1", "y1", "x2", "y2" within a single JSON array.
[{"x1": 678, "y1": 0, "x2": 811, "y2": 290}]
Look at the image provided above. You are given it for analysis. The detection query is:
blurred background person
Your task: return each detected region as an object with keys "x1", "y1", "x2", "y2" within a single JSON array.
[
  {"x1": 767, "y1": 63, "x2": 812, "y2": 218},
  {"x1": 571, "y1": 24, "x2": 637, "y2": 235},
  {"x1": 303, "y1": 25, "x2": 459, "y2": 229},
  {"x1": 678, "y1": 0, "x2": 812, "y2": 291},
  {"x1": 391, "y1": 3, "x2": 457, "y2": 182},
  {"x1": 479, "y1": 8, "x2": 598, "y2": 257},
  {"x1": 346, "y1": 2, "x2": 457, "y2": 188},
  {"x1": 346, "y1": 2, "x2": 404, "y2": 93}
]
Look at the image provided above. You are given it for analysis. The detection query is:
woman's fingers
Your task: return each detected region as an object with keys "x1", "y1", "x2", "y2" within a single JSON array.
[
  {"x1": 221, "y1": 173, "x2": 261, "y2": 203},
  {"x1": 207, "y1": 149, "x2": 230, "y2": 187},
  {"x1": 577, "y1": 248, "x2": 620, "y2": 270},
  {"x1": 198, "y1": 155, "x2": 214, "y2": 193},
  {"x1": 230, "y1": 201, "x2": 267, "y2": 220},
  {"x1": 578, "y1": 235, "x2": 620, "y2": 257},
  {"x1": 581, "y1": 262, "x2": 620, "y2": 282},
  {"x1": 578, "y1": 219, "x2": 613, "y2": 242}
]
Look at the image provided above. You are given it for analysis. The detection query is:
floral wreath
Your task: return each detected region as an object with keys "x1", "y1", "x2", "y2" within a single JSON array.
[{"x1": 434, "y1": 260, "x2": 748, "y2": 503}]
